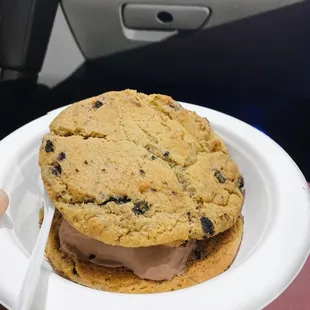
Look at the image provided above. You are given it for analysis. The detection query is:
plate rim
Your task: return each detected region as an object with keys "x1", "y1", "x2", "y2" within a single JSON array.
[{"x1": 0, "y1": 102, "x2": 309, "y2": 310}]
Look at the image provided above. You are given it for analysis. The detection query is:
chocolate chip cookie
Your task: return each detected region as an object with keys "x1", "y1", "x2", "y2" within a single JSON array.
[{"x1": 39, "y1": 90, "x2": 244, "y2": 247}]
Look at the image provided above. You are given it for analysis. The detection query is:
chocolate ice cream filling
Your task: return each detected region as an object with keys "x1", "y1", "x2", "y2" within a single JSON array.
[{"x1": 59, "y1": 220, "x2": 196, "y2": 281}]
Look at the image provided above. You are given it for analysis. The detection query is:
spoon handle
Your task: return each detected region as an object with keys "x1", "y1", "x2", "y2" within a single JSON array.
[{"x1": 16, "y1": 194, "x2": 55, "y2": 310}]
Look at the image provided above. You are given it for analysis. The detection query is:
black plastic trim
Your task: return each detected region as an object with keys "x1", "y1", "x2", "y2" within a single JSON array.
[{"x1": 0, "y1": 0, "x2": 59, "y2": 80}]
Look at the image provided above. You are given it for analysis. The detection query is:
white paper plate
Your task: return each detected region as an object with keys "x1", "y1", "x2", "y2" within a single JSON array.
[{"x1": 0, "y1": 102, "x2": 309, "y2": 310}]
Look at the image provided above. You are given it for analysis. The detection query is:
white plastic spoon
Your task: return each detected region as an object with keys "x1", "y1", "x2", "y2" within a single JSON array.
[{"x1": 16, "y1": 189, "x2": 55, "y2": 310}]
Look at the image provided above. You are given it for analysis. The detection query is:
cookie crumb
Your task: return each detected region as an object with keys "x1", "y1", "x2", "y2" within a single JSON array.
[{"x1": 39, "y1": 207, "x2": 44, "y2": 226}]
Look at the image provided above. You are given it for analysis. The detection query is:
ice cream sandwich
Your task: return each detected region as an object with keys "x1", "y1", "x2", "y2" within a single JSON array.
[{"x1": 39, "y1": 90, "x2": 244, "y2": 293}]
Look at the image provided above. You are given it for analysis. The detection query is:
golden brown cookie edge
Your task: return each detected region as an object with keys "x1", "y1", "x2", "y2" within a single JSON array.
[{"x1": 45, "y1": 212, "x2": 243, "y2": 294}]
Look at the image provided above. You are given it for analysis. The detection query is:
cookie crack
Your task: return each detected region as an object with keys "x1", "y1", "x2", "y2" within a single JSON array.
[
  {"x1": 147, "y1": 99, "x2": 219, "y2": 152},
  {"x1": 51, "y1": 128, "x2": 107, "y2": 139},
  {"x1": 135, "y1": 124, "x2": 159, "y2": 144},
  {"x1": 117, "y1": 116, "x2": 173, "y2": 166}
]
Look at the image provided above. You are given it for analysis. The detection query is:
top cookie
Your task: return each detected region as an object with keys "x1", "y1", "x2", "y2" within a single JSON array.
[{"x1": 39, "y1": 90, "x2": 244, "y2": 247}]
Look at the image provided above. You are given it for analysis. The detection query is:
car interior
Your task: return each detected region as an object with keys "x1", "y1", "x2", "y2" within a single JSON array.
[{"x1": 0, "y1": 2, "x2": 310, "y2": 310}]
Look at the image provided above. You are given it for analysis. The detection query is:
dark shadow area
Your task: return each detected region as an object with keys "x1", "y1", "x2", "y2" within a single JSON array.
[
  {"x1": 0, "y1": 1, "x2": 310, "y2": 179},
  {"x1": 1, "y1": 78, "x2": 309, "y2": 180}
]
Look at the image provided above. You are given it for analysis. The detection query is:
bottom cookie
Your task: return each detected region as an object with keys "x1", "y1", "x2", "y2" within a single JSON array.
[{"x1": 46, "y1": 211, "x2": 243, "y2": 294}]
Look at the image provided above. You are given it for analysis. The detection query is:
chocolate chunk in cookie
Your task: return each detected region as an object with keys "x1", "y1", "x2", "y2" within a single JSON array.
[
  {"x1": 45, "y1": 140, "x2": 54, "y2": 153},
  {"x1": 51, "y1": 163, "x2": 62, "y2": 176},
  {"x1": 214, "y1": 170, "x2": 226, "y2": 183},
  {"x1": 101, "y1": 196, "x2": 131, "y2": 205},
  {"x1": 58, "y1": 152, "x2": 66, "y2": 161},
  {"x1": 201, "y1": 217, "x2": 215, "y2": 236},
  {"x1": 163, "y1": 151, "x2": 170, "y2": 158},
  {"x1": 238, "y1": 176, "x2": 245, "y2": 189},
  {"x1": 132, "y1": 201, "x2": 149, "y2": 215},
  {"x1": 94, "y1": 100, "x2": 103, "y2": 108}
]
